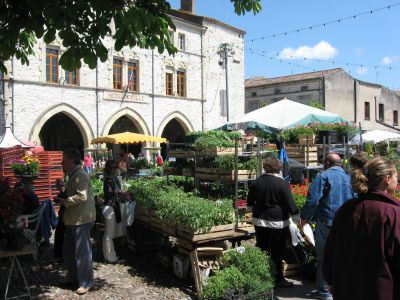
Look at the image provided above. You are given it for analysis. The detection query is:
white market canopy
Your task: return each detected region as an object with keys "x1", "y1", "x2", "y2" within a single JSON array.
[
  {"x1": 223, "y1": 98, "x2": 349, "y2": 132},
  {"x1": 0, "y1": 127, "x2": 30, "y2": 148},
  {"x1": 348, "y1": 129, "x2": 400, "y2": 145}
]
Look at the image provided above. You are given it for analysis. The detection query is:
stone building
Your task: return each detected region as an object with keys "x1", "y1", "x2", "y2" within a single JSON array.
[
  {"x1": 0, "y1": 0, "x2": 245, "y2": 157},
  {"x1": 245, "y1": 68, "x2": 400, "y2": 132}
]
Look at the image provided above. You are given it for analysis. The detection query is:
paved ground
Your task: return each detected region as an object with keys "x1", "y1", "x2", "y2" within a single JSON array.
[
  {"x1": 275, "y1": 277, "x2": 315, "y2": 300},
  {"x1": 0, "y1": 238, "x2": 316, "y2": 300}
]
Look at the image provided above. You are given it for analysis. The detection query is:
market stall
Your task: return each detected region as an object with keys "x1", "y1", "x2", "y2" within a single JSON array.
[{"x1": 91, "y1": 131, "x2": 167, "y2": 144}]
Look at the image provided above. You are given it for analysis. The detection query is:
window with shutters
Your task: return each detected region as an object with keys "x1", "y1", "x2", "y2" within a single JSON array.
[
  {"x1": 65, "y1": 69, "x2": 79, "y2": 86},
  {"x1": 364, "y1": 102, "x2": 370, "y2": 120},
  {"x1": 113, "y1": 58, "x2": 123, "y2": 90},
  {"x1": 178, "y1": 33, "x2": 185, "y2": 51},
  {"x1": 127, "y1": 61, "x2": 139, "y2": 92},
  {"x1": 46, "y1": 48, "x2": 59, "y2": 83},
  {"x1": 177, "y1": 70, "x2": 186, "y2": 97},
  {"x1": 166, "y1": 72, "x2": 174, "y2": 96},
  {"x1": 379, "y1": 103, "x2": 384, "y2": 121}
]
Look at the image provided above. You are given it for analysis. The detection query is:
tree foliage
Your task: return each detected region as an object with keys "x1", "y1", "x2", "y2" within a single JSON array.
[{"x1": 0, "y1": 0, "x2": 261, "y2": 73}]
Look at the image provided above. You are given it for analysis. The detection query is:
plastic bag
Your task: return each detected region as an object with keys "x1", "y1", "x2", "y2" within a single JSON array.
[
  {"x1": 121, "y1": 200, "x2": 136, "y2": 226},
  {"x1": 302, "y1": 223, "x2": 315, "y2": 247},
  {"x1": 102, "y1": 206, "x2": 126, "y2": 238},
  {"x1": 289, "y1": 218, "x2": 302, "y2": 247}
]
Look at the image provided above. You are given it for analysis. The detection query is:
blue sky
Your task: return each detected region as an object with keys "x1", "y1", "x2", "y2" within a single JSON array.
[{"x1": 169, "y1": 0, "x2": 400, "y2": 90}]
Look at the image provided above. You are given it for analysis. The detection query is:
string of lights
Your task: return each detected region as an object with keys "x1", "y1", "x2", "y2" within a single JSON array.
[
  {"x1": 246, "y1": 2, "x2": 400, "y2": 42},
  {"x1": 244, "y1": 48, "x2": 400, "y2": 89},
  {"x1": 245, "y1": 46, "x2": 400, "y2": 71},
  {"x1": 245, "y1": 48, "x2": 318, "y2": 72}
]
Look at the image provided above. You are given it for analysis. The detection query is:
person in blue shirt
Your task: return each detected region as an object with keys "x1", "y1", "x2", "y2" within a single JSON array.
[{"x1": 300, "y1": 153, "x2": 355, "y2": 300}]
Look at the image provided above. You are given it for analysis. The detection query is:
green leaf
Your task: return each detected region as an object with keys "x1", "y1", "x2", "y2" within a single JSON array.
[{"x1": 43, "y1": 28, "x2": 56, "y2": 44}]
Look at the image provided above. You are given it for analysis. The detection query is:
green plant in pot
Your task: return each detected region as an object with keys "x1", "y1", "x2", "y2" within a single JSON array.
[
  {"x1": 131, "y1": 157, "x2": 150, "y2": 169},
  {"x1": 201, "y1": 245, "x2": 275, "y2": 300}
]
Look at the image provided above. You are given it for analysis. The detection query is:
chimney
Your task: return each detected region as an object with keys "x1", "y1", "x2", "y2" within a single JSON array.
[{"x1": 180, "y1": 0, "x2": 195, "y2": 14}]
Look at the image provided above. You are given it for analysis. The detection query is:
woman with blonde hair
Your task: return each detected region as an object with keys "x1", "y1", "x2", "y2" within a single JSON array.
[{"x1": 323, "y1": 157, "x2": 400, "y2": 300}]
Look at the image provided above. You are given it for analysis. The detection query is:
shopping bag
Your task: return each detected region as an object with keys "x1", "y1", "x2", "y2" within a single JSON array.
[
  {"x1": 121, "y1": 200, "x2": 136, "y2": 226},
  {"x1": 289, "y1": 218, "x2": 302, "y2": 247},
  {"x1": 302, "y1": 223, "x2": 315, "y2": 247}
]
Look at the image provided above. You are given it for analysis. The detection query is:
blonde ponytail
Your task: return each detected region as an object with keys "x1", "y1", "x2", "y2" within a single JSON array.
[{"x1": 351, "y1": 156, "x2": 396, "y2": 194}]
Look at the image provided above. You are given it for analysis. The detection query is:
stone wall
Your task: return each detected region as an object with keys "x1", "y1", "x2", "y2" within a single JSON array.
[{"x1": 0, "y1": 15, "x2": 245, "y2": 148}]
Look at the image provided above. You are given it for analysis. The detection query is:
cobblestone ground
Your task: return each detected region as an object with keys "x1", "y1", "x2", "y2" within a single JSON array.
[{"x1": 0, "y1": 242, "x2": 196, "y2": 300}]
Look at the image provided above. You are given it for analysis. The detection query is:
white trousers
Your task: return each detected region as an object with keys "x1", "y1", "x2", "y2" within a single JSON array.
[{"x1": 102, "y1": 205, "x2": 126, "y2": 263}]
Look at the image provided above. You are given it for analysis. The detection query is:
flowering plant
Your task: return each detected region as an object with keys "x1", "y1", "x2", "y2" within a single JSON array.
[
  {"x1": 10, "y1": 155, "x2": 40, "y2": 177},
  {"x1": 282, "y1": 122, "x2": 356, "y2": 142},
  {"x1": 290, "y1": 179, "x2": 310, "y2": 209}
]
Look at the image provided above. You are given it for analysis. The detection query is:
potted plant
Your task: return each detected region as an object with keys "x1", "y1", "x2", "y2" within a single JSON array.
[
  {"x1": 201, "y1": 245, "x2": 275, "y2": 300},
  {"x1": 290, "y1": 179, "x2": 310, "y2": 209},
  {"x1": 10, "y1": 155, "x2": 40, "y2": 178}
]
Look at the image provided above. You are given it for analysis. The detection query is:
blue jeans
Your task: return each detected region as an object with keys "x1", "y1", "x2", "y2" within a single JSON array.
[
  {"x1": 315, "y1": 222, "x2": 332, "y2": 297},
  {"x1": 64, "y1": 223, "x2": 94, "y2": 288}
]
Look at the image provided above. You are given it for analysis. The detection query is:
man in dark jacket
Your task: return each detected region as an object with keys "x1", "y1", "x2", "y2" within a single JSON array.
[
  {"x1": 300, "y1": 153, "x2": 355, "y2": 300},
  {"x1": 247, "y1": 157, "x2": 298, "y2": 288}
]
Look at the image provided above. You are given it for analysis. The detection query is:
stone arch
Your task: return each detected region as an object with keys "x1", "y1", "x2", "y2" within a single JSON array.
[
  {"x1": 30, "y1": 104, "x2": 94, "y2": 149},
  {"x1": 101, "y1": 107, "x2": 150, "y2": 136},
  {"x1": 156, "y1": 111, "x2": 194, "y2": 137}
]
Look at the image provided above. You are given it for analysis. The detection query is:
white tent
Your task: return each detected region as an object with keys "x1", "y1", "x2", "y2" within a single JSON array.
[
  {"x1": 0, "y1": 127, "x2": 29, "y2": 148},
  {"x1": 348, "y1": 129, "x2": 400, "y2": 145},
  {"x1": 225, "y1": 98, "x2": 349, "y2": 132}
]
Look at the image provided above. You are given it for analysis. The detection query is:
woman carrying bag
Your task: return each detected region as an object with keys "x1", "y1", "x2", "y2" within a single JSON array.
[{"x1": 102, "y1": 160, "x2": 134, "y2": 263}]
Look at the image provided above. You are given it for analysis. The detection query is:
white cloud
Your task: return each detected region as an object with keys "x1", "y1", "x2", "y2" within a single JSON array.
[
  {"x1": 381, "y1": 56, "x2": 399, "y2": 65},
  {"x1": 354, "y1": 48, "x2": 364, "y2": 55},
  {"x1": 279, "y1": 41, "x2": 338, "y2": 60},
  {"x1": 356, "y1": 67, "x2": 368, "y2": 75}
]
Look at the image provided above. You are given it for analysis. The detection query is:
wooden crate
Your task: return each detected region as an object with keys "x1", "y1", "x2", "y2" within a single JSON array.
[
  {"x1": 195, "y1": 168, "x2": 256, "y2": 181},
  {"x1": 286, "y1": 146, "x2": 318, "y2": 166},
  {"x1": 195, "y1": 147, "x2": 237, "y2": 156},
  {"x1": 168, "y1": 150, "x2": 195, "y2": 158},
  {"x1": 298, "y1": 134, "x2": 316, "y2": 146},
  {"x1": 182, "y1": 168, "x2": 194, "y2": 177},
  {"x1": 177, "y1": 224, "x2": 236, "y2": 242},
  {"x1": 283, "y1": 261, "x2": 302, "y2": 277}
]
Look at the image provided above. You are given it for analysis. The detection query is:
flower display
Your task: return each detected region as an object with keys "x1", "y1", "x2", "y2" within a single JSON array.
[
  {"x1": 282, "y1": 122, "x2": 356, "y2": 142},
  {"x1": 290, "y1": 179, "x2": 310, "y2": 209},
  {"x1": 10, "y1": 155, "x2": 40, "y2": 177}
]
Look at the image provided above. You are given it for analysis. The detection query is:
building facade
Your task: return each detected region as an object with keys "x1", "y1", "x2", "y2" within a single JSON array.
[
  {"x1": 0, "y1": 2, "x2": 245, "y2": 157},
  {"x1": 245, "y1": 68, "x2": 400, "y2": 132}
]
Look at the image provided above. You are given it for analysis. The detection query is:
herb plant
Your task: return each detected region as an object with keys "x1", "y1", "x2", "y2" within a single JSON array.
[
  {"x1": 188, "y1": 130, "x2": 242, "y2": 150},
  {"x1": 131, "y1": 157, "x2": 150, "y2": 169},
  {"x1": 201, "y1": 245, "x2": 275, "y2": 299},
  {"x1": 127, "y1": 178, "x2": 235, "y2": 231}
]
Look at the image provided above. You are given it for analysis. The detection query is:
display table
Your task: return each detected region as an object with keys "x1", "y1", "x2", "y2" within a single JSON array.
[{"x1": 0, "y1": 244, "x2": 35, "y2": 300}]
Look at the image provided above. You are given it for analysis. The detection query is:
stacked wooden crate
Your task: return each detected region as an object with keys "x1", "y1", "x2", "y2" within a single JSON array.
[
  {"x1": 0, "y1": 146, "x2": 26, "y2": 188},
  {"x1": 195, "y1": 167, "x2": 256, "y2": 181},
  {"x1": 35, "y1": 151, "x2": 63, "y2": 200},
  {"x1": 286, "y1": 146, "x2": 318, "y2": 166}
]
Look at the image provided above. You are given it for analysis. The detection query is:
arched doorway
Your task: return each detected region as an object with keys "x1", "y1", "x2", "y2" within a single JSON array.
[
  {"x1": 161, "y1": 119, "x2": 187, "y2": 159},
  {"x1": 109, "y1": 116, "x2": 142, "y2": 158},
  {"x1": 39, "y1": 113, "x2": 84, "y2": 155}
]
